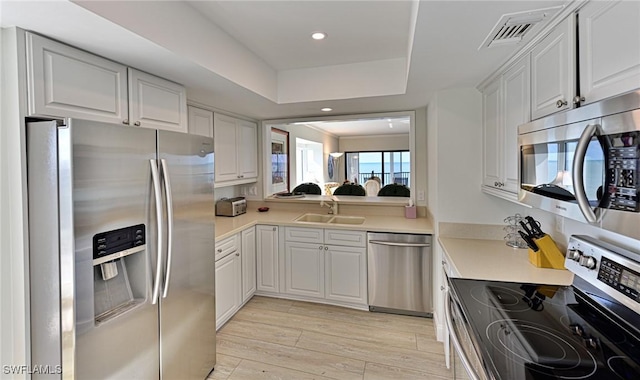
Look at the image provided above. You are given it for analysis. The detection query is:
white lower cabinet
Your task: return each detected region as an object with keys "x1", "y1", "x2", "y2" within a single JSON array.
[
  {"x1": 285, "y1": 242, "x2": 325, "y2": 298},
  {"x1": 215, "y1": 226, "x2": 256, "y2": 329},
  {"x1": 241, "y1": 227, "x2": 256, "y2": 303},
  {"x1": 281, "y1": 227, "x2": 367, "y2": 307},
  {"x1": 324, "y1": 245, "x2": 367, "y2": 304},
  {"x1": 256, "y1": 225, "x2": 279, "y2": 293},
  {"x1": 215, "y1": 248, "x2": 241, "y2": 329}
]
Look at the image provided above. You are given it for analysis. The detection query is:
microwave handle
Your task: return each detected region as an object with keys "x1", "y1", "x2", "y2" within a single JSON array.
[{"x1": 572, "y1": 124, "x2": 604, "y2": 224}]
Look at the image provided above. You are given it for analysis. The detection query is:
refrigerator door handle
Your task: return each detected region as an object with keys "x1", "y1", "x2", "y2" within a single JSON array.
[
  {"x1": 150, "y1": 159, "x2": 164, "y2": 304},
  {"x1": 160, "y1": 159, "x2": 174, "y2": 298}
]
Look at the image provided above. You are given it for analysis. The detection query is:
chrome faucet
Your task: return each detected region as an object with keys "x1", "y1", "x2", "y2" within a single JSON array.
[{"x1": 320, "y1": 199, "x2": 338, "y2": 215}]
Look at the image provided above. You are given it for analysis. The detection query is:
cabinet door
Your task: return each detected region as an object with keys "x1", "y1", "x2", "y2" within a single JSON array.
[
  {"x1": 128, "y1": 68, "x2": 187, "y2": 133},
  {"x1": 579, "y1": 0, "x2": 640, "y2": 104},
  {"x1": 284, "y1": 242, "x2": 324, "y2": 298},
  {"x1": 26, "y1": 32, "x2": 128, "y2": 124},
  {"x1": 256, "y1": 225, "x2": 279, "y2": 293},
  {"x1": 213, "y1": 113, "x2": 240, "y2": 182},
  {"x1": 531, "y1": 16, "x2": 575, "y2": 120},
  {"x1": 237, "y1": 120, "x2": 258, "y2": 179},
  {"x1": 241, "y1": 227, "x2": 256, "y2": 303},
  {"x1": 502, "y1": 57, "x2": 530, "y2": 194},
  {"x1": 325, "y1": 245, "x2": 367, "y2": 305},
  {"x1": 188, "y1": 106, "x2": 214, "y2": 137},
  {"x1": 482, "y1": 79, "x2": 501, "y2": 189},
  {"x1": 215, "y1": 252, "x2": 241, "y2": 329}
]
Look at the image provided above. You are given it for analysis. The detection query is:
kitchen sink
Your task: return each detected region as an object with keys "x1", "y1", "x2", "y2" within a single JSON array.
[
  {"x1": 328, "y1": 216, "x2": 366, "y2": 225},
  {"x1": 295, "y1": 213, "x2": 334, "y2": 223},
  {"x1": 294, "y1": 213, "x2": 365, "y2": 225}
]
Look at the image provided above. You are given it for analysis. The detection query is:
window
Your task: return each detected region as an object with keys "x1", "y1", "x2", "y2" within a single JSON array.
[{"x1": 345, "y1": 150, "x2": 410, "y2": 187}]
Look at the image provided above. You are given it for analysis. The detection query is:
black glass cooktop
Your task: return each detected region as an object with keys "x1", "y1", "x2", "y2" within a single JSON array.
[{"x1": 449, "y1": 277, "x2": 640, "y2": 380}]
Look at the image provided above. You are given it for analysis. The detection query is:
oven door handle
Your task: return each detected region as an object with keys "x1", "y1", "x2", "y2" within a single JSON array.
[
  {"x1": 572, "y1": 123, "x2": 605, "y2": 224},
  {"x1": 445, "y1": 290, "x2": 482, "y2": 380}
]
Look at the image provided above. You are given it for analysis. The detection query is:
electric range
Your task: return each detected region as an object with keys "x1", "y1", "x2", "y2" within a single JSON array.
[{"x1": 447, "y1": 235, "x2": 640, "y2": 380}]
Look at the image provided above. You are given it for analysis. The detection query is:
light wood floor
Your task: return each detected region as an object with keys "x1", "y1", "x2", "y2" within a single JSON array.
[{"x1": 209, "y1": 296, "x2": 451, "y2": 380}]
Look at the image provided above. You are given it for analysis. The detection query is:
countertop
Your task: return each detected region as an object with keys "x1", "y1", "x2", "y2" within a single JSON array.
[
  {"x1": 439, "y1": 236, "x2": 574, "y2": 285},
  {"x1": 216, "y1": 208, "x2": 434, "y2": 240}
]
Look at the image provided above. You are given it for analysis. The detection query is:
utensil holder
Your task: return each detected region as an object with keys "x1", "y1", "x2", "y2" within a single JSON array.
[{"x1": 528, "y1": 235, "x2": 565, "y2": 269}]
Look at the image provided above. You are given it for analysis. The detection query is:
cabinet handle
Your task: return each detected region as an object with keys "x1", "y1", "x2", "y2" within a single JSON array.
[
  {"x1": 236, "y1": 252, "x2": 240, "y2": 256},
  {"x1": 324, "y1": 246, "x2": 328, "y2": 250},
  {"x1": 273, "y1": 227, "x2": 277, "y2": 231},
  {"x1": 556, "y1": 99, "x2": 568, "y2": 108},
  {"x1": 134, "y1": 121, "x2": 141, "y2": 126},
  {"x1": 319, "y1": 246, "x2": 323, "y2": 250},
  {"x1": 441, "y1": 260, "x2": 446, "y2": 265},
  {"x1": 122, "y1": 119, "x2": 130, "y2": 125},
  {"x1": 440, "y1": 286, "x2": 445, "y2": 291},
  {"x1": 217, "y1": 249, "x2": 222, "y2": 253},
  {"x1": 573, "y1": 95, "x2": 585, "y2": 105}
]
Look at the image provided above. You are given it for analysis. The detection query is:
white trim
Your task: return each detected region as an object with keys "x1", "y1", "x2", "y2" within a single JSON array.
[{"x1": 477, "y1": 0, "x2": 587, "y2": 91}]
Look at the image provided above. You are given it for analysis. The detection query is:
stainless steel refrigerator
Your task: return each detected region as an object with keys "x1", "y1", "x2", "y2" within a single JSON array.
[{"x1": 27, "y1": 119, "x2": 216, "y2": 379}]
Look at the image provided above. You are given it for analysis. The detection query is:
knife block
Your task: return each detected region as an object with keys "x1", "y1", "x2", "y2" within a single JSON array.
[{"x1": 528, "y1": 235, "x2": 565, "y2": 269}]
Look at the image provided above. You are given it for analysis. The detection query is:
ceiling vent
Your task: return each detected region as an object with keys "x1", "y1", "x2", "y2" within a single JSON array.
[{"x1": 479, "y1": 6, "x2": 563, "y2": 50}]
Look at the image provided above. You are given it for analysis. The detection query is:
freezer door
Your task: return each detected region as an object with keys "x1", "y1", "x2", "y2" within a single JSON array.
[
  {"x1": 70, "y1": 120, "x2": 161, "y2": 379},
  {"x1": 157, "y1": 131, "x2": 216, "y2": 379}
]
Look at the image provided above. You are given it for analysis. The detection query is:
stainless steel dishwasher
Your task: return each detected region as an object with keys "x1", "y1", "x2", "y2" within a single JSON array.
[{"x1": 367, "y1": 233, "x2": 432, "y2": 317}]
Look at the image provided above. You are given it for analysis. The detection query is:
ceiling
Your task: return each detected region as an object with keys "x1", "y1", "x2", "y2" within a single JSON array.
[
  {"x1": 0, "y1": 0, "x2": 568, "y2": 124},
  {"x1": 286, "y1": 116, "x2": 411, "y2": 137}
]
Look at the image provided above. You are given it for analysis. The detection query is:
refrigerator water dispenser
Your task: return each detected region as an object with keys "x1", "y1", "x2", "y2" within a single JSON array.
[{"x1": 92, "y1": 225, "x2": 147, "y2": 325}]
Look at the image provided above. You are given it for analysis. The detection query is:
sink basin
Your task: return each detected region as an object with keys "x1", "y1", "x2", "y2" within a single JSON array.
[
  {"x1": 295, "y1": 213, "x2": 334, "y2": 223},
  {"x1": 294, "y1": 213, "x2": 366, "y2": 225},
  {"x1": 328, "y1": 216, "x2": 366, "y2": 225}
]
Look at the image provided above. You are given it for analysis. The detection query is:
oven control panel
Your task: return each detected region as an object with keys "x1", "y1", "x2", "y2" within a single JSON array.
[
  {"x1": 566, "y1": 235, "x2": 640, "y2": 314},
  {"x1": 597, "y1": 257, "x2": 640, "y2": 303}
]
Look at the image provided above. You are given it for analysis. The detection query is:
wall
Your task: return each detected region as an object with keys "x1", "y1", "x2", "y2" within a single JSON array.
[
  {"x1": 1, "y1": 27, "x2": 29, "y2": 379},
  {"x1": 338, "y1": 134, "x2": 409, "y2": 152}
]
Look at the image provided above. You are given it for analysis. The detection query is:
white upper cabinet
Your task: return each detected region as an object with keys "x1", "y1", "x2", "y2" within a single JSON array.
[
  {"x1": 482, "y1": 79, "x2": 501, "y2": 191},
  {"x1": 578, "y1": 0, "x2": 640, "y2": 105},
  {"x1": 188, "y1": 106, "x2": 214, "y2": 137},
  {"x1": 502, "y1": 57, "x2": 530, "y2": 194},
  {"x1": 26, "y1": 32, "x2": 128, "y2": 124},
  {"x1": 531, "y1": 16, "x2": 576, "y2": 120},
  {"x1": 237, "y1": 119, "x2": 259, "y2": 179},
  {"x1": 26, "y1": 32, "x2": 188, "y2": 132},
  {"x1": 213, "y1": 113, "x2": 258, "y2": 186},
  {"x1": 128, "y1": 68, "x2": 187, "y2": 133},
  {"x1": 481, "y1": 56, "x2": 530, "y2": 199}
]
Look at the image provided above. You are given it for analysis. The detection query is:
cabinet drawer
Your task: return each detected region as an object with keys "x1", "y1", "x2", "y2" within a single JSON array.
[
  {"x1": 285, "y1": 227, "x2": 323, "y2": 244},
  {"x1": 215, "y1": 234, "x2": 239, "y2": 261},
  {"x1": 324, "y1": 229, "x2": 367, "y2": 248}
]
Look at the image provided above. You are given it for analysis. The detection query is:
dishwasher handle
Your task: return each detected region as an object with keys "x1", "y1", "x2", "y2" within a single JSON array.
[{"x1": 369, "y1": 240, "x2": 431, "y2": 248}]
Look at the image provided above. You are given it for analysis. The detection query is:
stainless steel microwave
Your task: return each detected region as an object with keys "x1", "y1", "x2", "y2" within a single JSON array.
[{"x1": 518, "y1": 90, "x2": 640, "y2": 240}]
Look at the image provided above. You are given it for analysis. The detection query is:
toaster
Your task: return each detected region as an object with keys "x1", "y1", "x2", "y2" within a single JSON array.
[{"x1": 215, "y1": 197, "x2": 247, "y2": 217}]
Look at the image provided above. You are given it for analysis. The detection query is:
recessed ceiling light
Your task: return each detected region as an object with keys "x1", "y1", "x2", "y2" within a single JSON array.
[
  {"x1": 311, "y1": 32, "x2": 327, "y2": 40},
  {"x1": 388, "y1": 123, "x2": 394, "y2": 128},
  {"x1": 321, "y1": 107, "x2": 333, "y2": 112}
]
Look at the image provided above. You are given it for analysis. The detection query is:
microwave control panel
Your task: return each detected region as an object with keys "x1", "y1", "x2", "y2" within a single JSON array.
[{"x1": 607, "y1": 132, "x2": 639, "y2": 212}]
